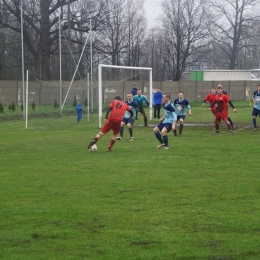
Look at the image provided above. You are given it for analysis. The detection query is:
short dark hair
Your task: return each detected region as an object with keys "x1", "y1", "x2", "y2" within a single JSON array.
[
  {"x1": 165, "y1": 93, "x2": 170, "y2": 99},
  {"x1": 114, "y1": 96, "x2": 121, "y2": 100}
]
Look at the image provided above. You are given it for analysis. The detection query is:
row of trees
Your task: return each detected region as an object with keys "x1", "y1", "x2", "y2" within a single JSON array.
[{"x1": 1, "y1": 0, "x2": 260, "y2": 81}]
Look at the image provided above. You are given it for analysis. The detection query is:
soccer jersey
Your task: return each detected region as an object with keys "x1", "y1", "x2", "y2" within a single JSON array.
[
  {"x1": 108, "y1": 100, "x2": 131, "y2": 120},
  {"x1": 153, "y1": 92, "x2": 163, "y2": 105},
  {"x1": 124, "y1": 99, "x2": 137, "y2": 119},
  {"x1": 205, "y1": 93, "x2": 216, "y2": 107},
  {"x1": 163, "y1": 102, "x2": 176, "y2": 124},
  {"x1": 213, "y1": 94, "x2": 230, "y2": 112},
  {"x1": 173, "y1": 98, "x2": 191, "y2": 116},
  {"x1": 133, "y1": 95, "x2": 149, "y2": 108},
  {"x1": 131, "y1": 88, "x2": 138, "y2": 96},
  {"x1": 252, "y1": 91, "x2": 260, "y2": 110}
]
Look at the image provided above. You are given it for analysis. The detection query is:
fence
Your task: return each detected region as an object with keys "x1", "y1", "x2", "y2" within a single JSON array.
[{"x1": 0, "y1": 80, "x2": 258, "y2": 106}]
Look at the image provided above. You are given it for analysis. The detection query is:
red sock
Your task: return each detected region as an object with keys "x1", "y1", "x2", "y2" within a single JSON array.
[{"x1": 108, "y1": 139, "x2": 116, "y2": 149}]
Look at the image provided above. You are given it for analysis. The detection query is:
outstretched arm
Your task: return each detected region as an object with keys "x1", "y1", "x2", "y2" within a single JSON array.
[{"x1": 228, "y1": 101, "x2": 237, "y2": 112}]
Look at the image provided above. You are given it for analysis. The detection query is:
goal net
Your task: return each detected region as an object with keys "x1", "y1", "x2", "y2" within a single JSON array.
[
  {"x1": 97, "y1": 64, "x2": 153, "y2": 128},
  {"x1": 25, "y1": 65, "x2": 152, "y2": 129}
]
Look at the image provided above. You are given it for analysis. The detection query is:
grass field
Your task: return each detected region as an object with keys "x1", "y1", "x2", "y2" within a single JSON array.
[{"x1": 1, "y1": 102, "x2": 260, "y2": 260}]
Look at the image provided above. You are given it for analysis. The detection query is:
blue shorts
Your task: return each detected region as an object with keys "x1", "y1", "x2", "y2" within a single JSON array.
[
  {"x1": 122, "y1": 117, "x2": 134, "y2": 125},
  {"x1": 252, "y1": 107, "x2": 260, "y2": 117},
  {"x1": 177, "y1": 115, "x2": 186, "y2": 121},
  {"x1": 157, "y1": 122, "x2": 172, "y2": 133}
]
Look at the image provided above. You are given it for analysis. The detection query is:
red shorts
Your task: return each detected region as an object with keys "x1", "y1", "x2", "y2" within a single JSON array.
[
  {"x1": 101, "y1": 119, "x2": 121, "y2": 135},
  {"x1": 215, "y1": 111, "x2": 228, "y2": 121}
]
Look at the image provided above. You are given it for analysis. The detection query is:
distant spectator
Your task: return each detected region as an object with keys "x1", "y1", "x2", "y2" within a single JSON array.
[
  {"x1": 76, "y1": 102, "x2": 82, "y2": 122},
  {"x1": 153, "y1": 88, "x2": 163, "y2": 119}
]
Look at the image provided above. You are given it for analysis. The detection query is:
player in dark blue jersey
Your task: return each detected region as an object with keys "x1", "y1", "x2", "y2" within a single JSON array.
[
  {"x1": 173, "y1": 91, "x2": 192, "y2": 136},
  {"x1": 117, "y1": 93, "x2": 138, "y2": 140},
  {"x1": 252, "y1": 84, "x2": 260, "y2": 130},
  {"x1": 131, "y1": 83, "x2": 138, "y2": 96}
]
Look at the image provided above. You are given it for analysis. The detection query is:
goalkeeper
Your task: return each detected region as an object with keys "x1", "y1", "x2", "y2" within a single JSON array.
[{"x1": 133, "y1": 90, "x2": 150, "y2": 127}]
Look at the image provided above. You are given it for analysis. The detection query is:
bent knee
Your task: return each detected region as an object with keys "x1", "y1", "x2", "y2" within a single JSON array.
[{"x1": 153, "y1": 127, "x2": 159, "y2": 134}]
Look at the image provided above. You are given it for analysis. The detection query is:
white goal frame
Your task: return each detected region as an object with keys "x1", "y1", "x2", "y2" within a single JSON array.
[{"x1": 98, "y1": 64, "x2": 153, "y2": 128}]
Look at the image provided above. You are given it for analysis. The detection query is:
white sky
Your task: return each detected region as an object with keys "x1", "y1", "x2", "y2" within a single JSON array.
[{"x1": 143, "y1": 0, "x2": 162, "y2": 28}]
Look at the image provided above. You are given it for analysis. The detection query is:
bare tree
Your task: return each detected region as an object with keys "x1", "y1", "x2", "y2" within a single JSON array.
[
  {"x1": 0, "y1": 0, "x2": 106, "y2": 80},
  {"x1": 208, "y1": 0, "x2": 260, "y2": 69},
  {"x1": 93, "y1": 0, "x2": 147, "y2": 69},
  {"x1": 160, "y1": 0, "x2": 211, "y2": 81},
  {"x1": 126, "y1": 0, "x2": 146, "y2": 68},
  {"x1": 142, "y1": 28, "x2": 169, "y2": 81}
]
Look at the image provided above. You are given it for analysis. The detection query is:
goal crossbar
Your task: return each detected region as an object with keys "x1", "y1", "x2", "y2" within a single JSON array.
[{"x1": 98, "y1": 64, "x2": 153, "y2": 128}]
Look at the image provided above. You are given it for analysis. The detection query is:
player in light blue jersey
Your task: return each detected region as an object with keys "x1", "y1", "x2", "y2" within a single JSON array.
[
  {"x1": 133, "y1": 90, "x2": 150, "y2": 126},
  {"x1": 173, "y1": 91, "x2": 192, "y2": 136},
  {"x1": 117, "y1": 93, "x2": 138, "y2": 140},
  {"x1": 252, "y1": 84, "x2": 260, "y2": 130},
  {"x1": 153, "y1": 93, "x2": 176, "y2": 150}
]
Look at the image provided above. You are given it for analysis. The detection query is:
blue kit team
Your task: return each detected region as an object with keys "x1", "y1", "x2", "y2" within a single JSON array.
[{"x1": 153, "y1": 93, "x2": 177, "y2": 149}]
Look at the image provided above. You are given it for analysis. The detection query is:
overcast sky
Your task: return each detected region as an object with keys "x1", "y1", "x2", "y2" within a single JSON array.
[{"x1": 143, "y1": 0, "x2": 162, "y2": 28}]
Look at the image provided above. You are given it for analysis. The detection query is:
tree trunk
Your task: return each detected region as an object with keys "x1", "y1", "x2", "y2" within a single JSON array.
[{"x1": 38, "y1": 0, "x2": 51, "y2": 80}]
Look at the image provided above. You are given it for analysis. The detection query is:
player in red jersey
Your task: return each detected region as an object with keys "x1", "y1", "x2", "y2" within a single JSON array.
[
  {"x1": 210, "y1": 85, "x2": 236, "y2": 134},
  {"x1": 203, "y1": 87, "x2": 235, "y2": 128},
  {"x1": 87, "y1": 96, "x2": 133, "y2": 152},
  {"x1": 202, "y1": 88, "x2": 217, "y2": 114}
]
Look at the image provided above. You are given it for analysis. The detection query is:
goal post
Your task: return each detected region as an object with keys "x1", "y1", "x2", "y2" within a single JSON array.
[{"x1": 98, "y1": 64, "x2": 153, "y2": 128}]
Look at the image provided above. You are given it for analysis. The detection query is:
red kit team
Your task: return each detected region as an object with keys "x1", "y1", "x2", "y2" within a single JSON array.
[{"x1": 202, "y1": 84, "x2": 236, "y2": 134}]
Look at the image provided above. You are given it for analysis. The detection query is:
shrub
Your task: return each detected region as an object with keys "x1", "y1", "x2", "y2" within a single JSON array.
[
  {"x1": 73, "y1": 96, "x2": 77, "y2": 107},
  {"x1": 32, "y1": 100, "x2": 36, "y2": 110},
  {"x1": 0, "y1": 103, "x2": 4, "y2": 112},
  {"x1": 54, "y1": 99, "x2": 59, "y2": 108},
  {"x1": 11, "y1": 102, "x2": 15, "y2": 112}
]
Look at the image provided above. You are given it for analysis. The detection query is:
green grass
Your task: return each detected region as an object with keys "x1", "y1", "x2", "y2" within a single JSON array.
[{"x1": 1, "y1": 102, "x2": 260, "y2": 259}]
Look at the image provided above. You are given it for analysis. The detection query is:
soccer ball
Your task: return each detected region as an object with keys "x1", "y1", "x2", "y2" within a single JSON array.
[{"x1": 89, "y1": 144, "x2": 97, "y2": 152}]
